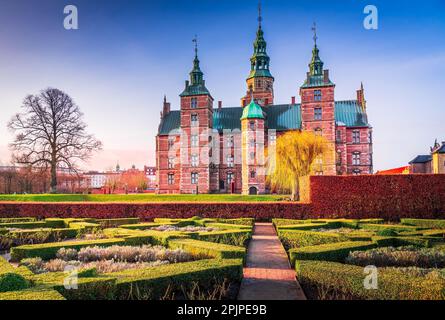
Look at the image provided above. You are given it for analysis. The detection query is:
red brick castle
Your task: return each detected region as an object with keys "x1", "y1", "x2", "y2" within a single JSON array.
[{"x1": 156, "y1": 12, "x2": 373, "y2": 195}]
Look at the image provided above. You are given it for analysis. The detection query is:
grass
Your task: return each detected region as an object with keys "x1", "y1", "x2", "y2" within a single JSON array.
[{"x1": 0, "y1": 194, "x2": 285, "y2": 203}]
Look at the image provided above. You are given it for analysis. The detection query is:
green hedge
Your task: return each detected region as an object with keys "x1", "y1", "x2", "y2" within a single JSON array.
[
  {"x1": 371, "y1": 236, "x2": 432, "y2": 248},
  {"x1": 289, "y1": 241, "x2": 377, "y2": 265},
  {"x1": 296, "y1": 260, "x2": 445, "y2": 300},
  {"x1": 120, "y1": 222, "x2": 164, "y2": 230},
  {"x1": 360, "y1": 223, "x2": 420, "y2": 232},
  {"x1": 194, "y1": 230, "x2": 251, "y2": 247},
  {"x1": 278, "y1": 229, "x2": 347, "y2": 250},
  {"x1": 401, "y1": 219, "x2": 445, "y2": 229},
  {"x1": 204, "y1": 223, "x2": 252, "y2": 231},
  {"x1": 277, "y1": 223, "x2": 332, "y2": 231},
  {"x1": 0, "y1": 221, "x2": 47, "y2": 229},
  {"x1": 112, "y1": 258, "x2": 243, "y2": 300},
  {"x1": 0, "y1": 256, "x2": 30, "y2": 293},
  {"x1": 168, "y1": 239, "x2": 246, "y2": 260},
  {"x1": 96, "y1": 218, "x2": 140, "y2": 228},
  {"x1": 10, "y1": 238, "x2": 126, "y2": 261},
  {"x1": 216, "y1": 218, "x2": 254, "y2": 226},
  {"x1": 0, "y1": 288, "x2": 66, "y2": 300},
  {"x1": 0, "y1": 218, "x2": 36, "y2": 223},
  {"x1": 8, "y1": 227, "x2": 79, "y2": 241}
]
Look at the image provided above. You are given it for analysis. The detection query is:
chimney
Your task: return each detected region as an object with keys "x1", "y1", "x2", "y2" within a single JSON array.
[
  {"x1": 323, "y1": 70, "x2": 329, "y2": 83},
  {"x1": 218, "y1": 101, "x2": 222, "y2": 109},
  {"x1": 291, "y1": 96, "x2": 296, "y2": 105},
  {"x1": 162, "y1": 95, "x2": 170, "y2": 117}
]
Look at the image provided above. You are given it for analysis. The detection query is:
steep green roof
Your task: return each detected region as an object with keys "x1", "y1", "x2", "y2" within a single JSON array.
[
  {"x1": 241, "y1": 100, "x2": 265, "y2": 120},
  {"x1": 158, "y1": 100, "x2": 369, "y2": 135}
]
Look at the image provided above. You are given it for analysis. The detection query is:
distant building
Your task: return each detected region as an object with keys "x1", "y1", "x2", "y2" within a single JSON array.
[
  {"x1": 83, "y1": 171, "x2": 107, "y2": 189},
  {"x1": 376, "y1": 166, "x2": 410, "y2": 175},
  {"x1": 144, "y1": 166, "x2": 157, "y2": 189},
  {"x1": 409, "y1": 140, "x2": 445, "y2": 174}
]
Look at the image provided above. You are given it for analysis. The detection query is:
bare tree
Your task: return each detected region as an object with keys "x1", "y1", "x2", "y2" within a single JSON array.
[{"x1": 8, "y1": 88, "x2": 102, "y2": 193}]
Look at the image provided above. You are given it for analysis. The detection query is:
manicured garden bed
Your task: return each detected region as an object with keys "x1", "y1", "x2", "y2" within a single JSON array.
[
  {"x1": 0, "y1": 216, "x2": 252, "y2": 300},
  {"x1": 273, "y1": 218, "x2": 445, "y2": 300}
]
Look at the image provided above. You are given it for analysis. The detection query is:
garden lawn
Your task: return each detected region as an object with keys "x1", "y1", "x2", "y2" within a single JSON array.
[{"x1": 0, "y1": 194, "x2": 285, "y2": 203}]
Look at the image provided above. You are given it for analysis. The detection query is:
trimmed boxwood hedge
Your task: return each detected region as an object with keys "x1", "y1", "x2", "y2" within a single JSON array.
[
  {"x1": 0, "y1": 218, "x2": 36, "y2": 223},
  {"x1": 0, "y1": 256, "x2": 30, "y2": 293},
  {"x1": 278, "y1": 229, "x2": 347, "y2": 250},
  {"x1": 0, "y1": 288, "x2": 66, "y2": 300},
  {"x1": 0, "y1": 221, "x2": 47, "y2": 229},
  {"x1": 112, "y1": 258, "x2": 243, "y2": 300},
  {"x1": 10, "y1": 238, "x2": 126, "y2": 261},
  {"x1": 401, "y1": 219, "x2": 445, "y2": 229},
  {"x1": 289, "y1": 241, "x2": 377, "y2": 265},
  {"x1": 96, "y1": 218, "x2": 140, "y2": 228},
  {"x1": 168, "y1": 239, "x2": 246, "y2": 260},
  {"x1": 8, "y1": 227, "x2": 80, "y2": 241},
  {"x1": 296, "y1": 260, "x2": 445, "y2": 300}
]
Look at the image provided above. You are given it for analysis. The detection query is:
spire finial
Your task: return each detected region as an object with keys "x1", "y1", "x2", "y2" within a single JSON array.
[
  {"x1": 312, "y1": 22, "x2": 318, "y2": 46},
  {"x1": 192, "y1": 35, "x2": 198, "y2": 58},
  {"x1": 258, "y1": 0, "x2": 262, "y2": 29}
]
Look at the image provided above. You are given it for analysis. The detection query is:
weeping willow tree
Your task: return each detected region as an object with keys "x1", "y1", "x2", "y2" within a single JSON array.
[{"x1": 267, "y1": 131, "x2": 327, "y2": 201}]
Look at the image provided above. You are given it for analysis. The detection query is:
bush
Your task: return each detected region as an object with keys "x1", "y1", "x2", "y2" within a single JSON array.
[
  {"x1": 168, "y1": 239, "x2": 246, "y2": 260},
  {"x1": 360, "y1": 224, "x2": 419, "y2": 232},
  {"x1": 278, "y1": 230, "x2": 346, "y2": 250},
  {"x1": 296, "y1": 260, "x2": 445, "y2": 300},
  {"x1": 289, "y1": 241, "x2": 377, "y2": 265},
  {"x1": 96, "y1": 218, "x2": 140, "y2": 228},
  {"x1": 376, "y1": 229, "x2": 398, "y2": 237},
  {"x1": 10, "y1": 238, "x2": 126, "y2": 261},
  {"x1": 0, "y1": 218, "x2": 36, "y2": 223},
  {"x1": 0, "y1": 288, "x2": 66, "y2": 300},
  {"x1": 112, "y1": 258, "x2": 243, "y2": 300},
  {"x1": 401, "y1": 219, "x2": 445, "y2": 229},
  {"x1": 194, "y1": 230, "x2": 251, "y2": 247},
  {"x1": 346, "y1": 246, "x2": 445, "y2": 268},
  {"x1": 216, "y1": 218, "x2": 254, "y2": 226},
  {"x1": 0, "y1": 273, "x2": 29, "y2": 293},
  {"x1": 0, "y1": 221, "x2": 47, "y2": 229}
]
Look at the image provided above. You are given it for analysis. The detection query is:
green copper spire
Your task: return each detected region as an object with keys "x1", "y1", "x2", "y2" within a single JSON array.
[
  {"x1": 309, "y1": 23, "x2": 323, "y2": 76},
  {"x1": 301, "y1": 23, "x2": 334, "y2": 88},
  {"x1": 180, "y1": 35, "x2": 211, "y2": 97},
  {"x1": 247, "y1": 1, "x2": 273, "y2": 80}
]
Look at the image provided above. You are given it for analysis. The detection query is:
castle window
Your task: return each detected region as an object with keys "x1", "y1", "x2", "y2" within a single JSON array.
[
  {"x1": 269, "y1": 134, "x2": 276, "y2": 144},
  {"x1": 368, "y1": 131, "x2": 373, "y2": 144},
  {"x1": 336, "y1": 150, "x2": 342, "y2": 165},
  {"x1": 249, "y1": 121, "x2": 256, "y2": 130},
  {"x1": 314, "y1": 107, "x2": 322, "y2": 120},
  {"x1": 249, "y1": 139, "x2": 256, "y2": 148},
  {"x1": 191, "y1": 134, "x2": 199, "y2": 147},
  {"x1": 336, "y1": 130, "x2": 342, "y2": 143},
  {"x1": 191, "y1": 154, "x2": 199, "y2": 167},
  {"x1": 314, "y1": 90, "x2": 322, "y2": 101},
  {"x1": 314, "y1": 128, "x2": 322, "y2": 136},
  {"x1": 250, "y1": 170, "x2": 256, "y2": 178},
  {"x1": 250, "y1": 152, "x2": 255, "y2": 161},
  {"x1": 352, "y1": 131, "x2": 360, "y2": 144},
  {"x1": 191, "y1": 114, "x2": 198, "y2": 126},
  {"x1": 227, "y1": 172, "x2": 234, "y2": 185},
  {"x1": 191, "y1": 98, "x2": 198, "y2": 109},
  {"x1": 227, "y1": 135, "x2": 234, "y2": 148},
  {"x1": 352, "y1": 152, "x2": 361, "y2": 165},
  {"x1": 168, "y1": 157, "x2": 175, "y2": 169},
  {"x1": 315, "y1": 156, "x2": 323, "y2": 173},
  {"x1": 227, "y1": 155, "x2": 234, "y2": 168},
  {"x1": 167, "y1": 174, "x2": 174, "y2": 185},
  {"x1": 191, "y1": 172, "x2": 199, "y2": 184},
  {"x1": 352, "y1": 169, "x2": 361, "y2": 175},
  {"x1": 168, "y1": 138, "x2": 175, "y2": 150}
]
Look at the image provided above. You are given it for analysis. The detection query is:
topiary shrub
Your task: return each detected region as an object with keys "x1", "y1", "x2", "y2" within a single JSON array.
[{"x1": 0, "y1": 273, "x2": 29, "y2": 293}]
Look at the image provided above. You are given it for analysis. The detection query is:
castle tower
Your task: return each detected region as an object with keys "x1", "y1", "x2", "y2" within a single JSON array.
[
  {"x1": 241, "y1": 95, "x2": 266, "y2": 195},
  {"x1": 300, "y1": 24, "x2": 336, "y2": 175},
  {"x1": 241, "y1": 2, "x2": 274, "y2": 107},
  {"x1": 179, "y1": 37, "x2": 214, "y2": 193}
]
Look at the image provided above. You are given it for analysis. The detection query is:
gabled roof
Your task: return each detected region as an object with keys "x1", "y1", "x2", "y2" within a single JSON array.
[
  {"x1": 409, "y1": 155, "x2": 432, "y2": 164},
  {"x1": 158, "y1": 100, "x2": 369, "y2": 135}
]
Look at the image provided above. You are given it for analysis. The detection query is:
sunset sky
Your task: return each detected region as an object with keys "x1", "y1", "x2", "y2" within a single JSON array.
[{"x1": 0, "y1": 0, "x2": 444, "y2": 171}]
